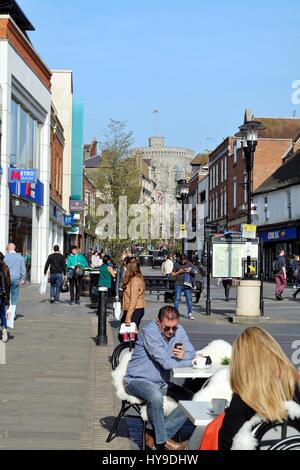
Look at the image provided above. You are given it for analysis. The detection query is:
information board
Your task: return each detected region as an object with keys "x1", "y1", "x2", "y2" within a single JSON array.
[{"x1": 212, "y1": 238, "x2": 259, "y2": 278}]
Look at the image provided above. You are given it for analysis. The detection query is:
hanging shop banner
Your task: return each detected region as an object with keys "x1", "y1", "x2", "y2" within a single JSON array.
[
  {"x1": 9, "y1": 180, "x2": 44, "y2": 207},
  {"x1": 64, "y1": 215, "x2": 74, "y2": 226},
  {"x1": 9, "y1": 168, "x2": 37, "y2": 184}
]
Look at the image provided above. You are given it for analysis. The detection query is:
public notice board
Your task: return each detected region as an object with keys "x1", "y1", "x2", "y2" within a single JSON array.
[{"x1": 212, "y1": 239, "x2": 259, "y2": 278}]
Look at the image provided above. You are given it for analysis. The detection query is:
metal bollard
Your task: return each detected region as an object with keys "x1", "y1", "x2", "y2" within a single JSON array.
[{"x1": 95, "y1": 287, "x2": 108, "y2": 346}]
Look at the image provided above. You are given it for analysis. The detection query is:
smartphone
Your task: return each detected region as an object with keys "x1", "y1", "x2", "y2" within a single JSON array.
[{"x1": 174, "y1": 343, "x2": 183, "y2": 349}]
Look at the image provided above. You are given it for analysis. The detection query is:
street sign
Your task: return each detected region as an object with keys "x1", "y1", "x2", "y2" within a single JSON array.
[{"x1": 242, "y1": 224, "x2": 257, "y2": 239}]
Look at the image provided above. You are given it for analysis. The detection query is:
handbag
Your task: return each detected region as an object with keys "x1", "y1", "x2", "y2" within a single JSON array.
[
  {"x1": 60, "y1": 276, "x2": 69, "y2": 293},
  {"x1": 76, "y1": 267, "x2": 84, "y2": 277}
]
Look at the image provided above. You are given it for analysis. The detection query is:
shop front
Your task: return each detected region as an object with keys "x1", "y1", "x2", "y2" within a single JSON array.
[
  {"x1": 9, "y1": 178, "x2": 44, "y2": 282},
  {"x1": 258, "y1": 226, "x2": 299, "y2": 280}
]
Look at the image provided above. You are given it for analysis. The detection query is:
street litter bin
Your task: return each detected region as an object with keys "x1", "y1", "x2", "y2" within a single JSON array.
[
  {"x1": 236, "y1": 279, "x2": 261, "y2": 316},
  {"x1": 89, "y1": 270, "x2": 100, "y2": 308},
  {"x1": 80, "y1": 271, "x2": 90, "y2": 297}
]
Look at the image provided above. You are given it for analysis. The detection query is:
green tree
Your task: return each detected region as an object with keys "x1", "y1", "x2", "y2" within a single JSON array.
[
  {"x1": 92, "y1": 120, "x2": 144, "y2": 258},
  {"x1": 95, "y1": 120, "x2": 141, "y2": 207}
]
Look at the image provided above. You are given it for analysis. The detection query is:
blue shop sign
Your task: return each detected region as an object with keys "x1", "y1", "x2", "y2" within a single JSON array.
[
  {"x1": 9, "y1": 168, "x2": 37, "y2": 184},
  {"x1": 9, "y1": 180, "x2": 44, "y2": 207},
  {"x1": 64, "y1": 215, "x2": 74, "y2": 226},
  {"x1": 260, "y1": 227, "x2": 297, "y2": 243}
]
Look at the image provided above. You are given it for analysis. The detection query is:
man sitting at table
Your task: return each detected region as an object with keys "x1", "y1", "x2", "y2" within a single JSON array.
[{"x1": 124, "y1": 305, "x2": 197, "y2": 450}]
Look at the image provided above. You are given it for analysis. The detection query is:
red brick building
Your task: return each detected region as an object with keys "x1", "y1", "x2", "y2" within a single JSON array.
[
  {"x1": 50, "y1": 105, "x2": 64, "y2": 206},
  {"x1": 208, "y1": 111, "x2": 300, "y2": 232}
]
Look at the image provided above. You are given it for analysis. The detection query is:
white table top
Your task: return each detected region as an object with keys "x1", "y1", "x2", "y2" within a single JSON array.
[
  {"x1": 178, "y1": 400, "x2": 216, "y2": 426},
  {"x1": 172, "y1": 364, "x2": 222, "y2": 379}
]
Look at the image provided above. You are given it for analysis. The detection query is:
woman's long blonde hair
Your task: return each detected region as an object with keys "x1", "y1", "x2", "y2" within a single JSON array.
[{"x1": 230, "y1": 327, "x2": 300, "y2": 422}]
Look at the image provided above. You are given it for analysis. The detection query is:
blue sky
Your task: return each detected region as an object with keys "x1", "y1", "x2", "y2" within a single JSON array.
[{"x1": 18, "y1": 0, "x2": 300, "y2": 153}]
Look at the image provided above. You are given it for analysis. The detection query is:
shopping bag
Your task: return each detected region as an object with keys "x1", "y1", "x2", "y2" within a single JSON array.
[
  {"x1": 39, "y1": 275, "x2": 48, "y2": 295},
  {"x1": 119, "y1": 322, "x2": 137, "y2": 342},
  {"x1": 7, "y1": 305, "x2": 16, "y2": 329},
  {"x1": 113, "y1": 301, "x2": 122, "y2": 321}
]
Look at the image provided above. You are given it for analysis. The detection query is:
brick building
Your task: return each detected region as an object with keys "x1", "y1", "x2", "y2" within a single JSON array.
[
  {"x1": 208, "y1": 110, "x2": 300, "y2": 233},
  {"x1": 49, "y1": 104, "x2": 65, "y2": 251}
]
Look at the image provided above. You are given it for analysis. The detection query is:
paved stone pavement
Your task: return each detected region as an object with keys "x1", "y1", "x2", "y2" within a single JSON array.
[
  {"x1": 0, "y1": 285, "x2": 130, "y2": 450},
  {"x1": 1, "y1": 280, "x2": 299, "y2": 450}
]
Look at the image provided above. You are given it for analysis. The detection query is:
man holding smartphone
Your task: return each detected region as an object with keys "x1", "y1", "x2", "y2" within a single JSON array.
[{"x1": 124, "y1": 305, "x2": 200, "y2": 450}]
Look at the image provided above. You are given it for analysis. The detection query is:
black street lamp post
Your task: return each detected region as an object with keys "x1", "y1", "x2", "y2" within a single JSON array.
[
  {"x1": 176, "y1": 179, "x2": 189, "y2": 254},
  {"x1": 235, "y1": 119, "x2": 265, "y2": 276}
]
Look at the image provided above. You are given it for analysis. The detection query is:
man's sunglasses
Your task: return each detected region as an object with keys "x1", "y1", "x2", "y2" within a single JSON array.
[{"x1": 163, "y1": 325, "x2": 178, "y2": 332}]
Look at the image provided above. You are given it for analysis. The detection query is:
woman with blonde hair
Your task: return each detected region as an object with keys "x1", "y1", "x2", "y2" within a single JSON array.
[
  {"x1": 219, "y1": 326, "x2": 300, "y2": 450},
  {"x1": 121, "y1": 260, "x2": 145, "y2": 328}
]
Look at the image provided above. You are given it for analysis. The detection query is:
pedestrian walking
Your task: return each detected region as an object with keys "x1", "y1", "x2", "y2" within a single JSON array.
[
  {"x1": 44, "y1": 245, "x2": 66, "y2": 304},
  {"x1": 0, "y1": 253, "x2": 10, "y2": 343},
  {"x1": 221, "y1": 278, "x2": 233, "y2": 301},
  {"x1": 5, "y1": 243, "x2": 26, "y2": 319},
  {"x1": 171, "y1": 255, "x2": 196, "y2": 320},
  {"x1": 91, "y1": 251, "x2": 102, "y2": 268},
  {"x1": 291, "y1": 255, "x2": 300, "y2": 289},
  {"x1": 273, "y1": 248, "x2": 287, "y2": 301},
  {"x1": 161, "y1": 255, "x2": 174, "y2": 289},
  {"x1": 98, "y1": 255, "x2": 116, "y2": 293},
  {"x1": 121, "y1": 259, "x2": 145, "y2": 328},
  {"x1": 66, "y1": 246, "x2": 88, "y2": 305},
  {"x1": 193, "y1": 261, "x2": 206, "y2": 304}
]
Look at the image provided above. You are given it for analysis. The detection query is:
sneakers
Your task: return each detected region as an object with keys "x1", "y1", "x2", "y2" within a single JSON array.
[
  {"x1": 2, "y1": 328, "x2": 8, "y2": 343},
  {"x1": 50, "y1": 298, "x2": 55, "y2": 304},
  {"x1": 188, "y1": 313, "x2": 195, "y2": 320}
]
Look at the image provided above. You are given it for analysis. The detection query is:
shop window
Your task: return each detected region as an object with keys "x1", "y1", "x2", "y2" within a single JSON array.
[{"x1": 10, "y1": 99, "x2": 42, "y2": 169}]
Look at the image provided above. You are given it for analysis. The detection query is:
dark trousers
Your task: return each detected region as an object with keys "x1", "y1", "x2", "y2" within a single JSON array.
[
  {"x1": 69, "y1": 276, "x2": 82, "y2": 302},
  {"x1": 121, "y1": 308, "x2": 145, "y2": 328},
  {"x1": 222, "y1": 279, "x2": 232, "y2": 300}
]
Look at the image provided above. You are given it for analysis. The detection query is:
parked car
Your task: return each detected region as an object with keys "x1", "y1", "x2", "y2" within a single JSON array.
[{"x1": 151, "y1": 251, "x2": 165, "y2": 269}]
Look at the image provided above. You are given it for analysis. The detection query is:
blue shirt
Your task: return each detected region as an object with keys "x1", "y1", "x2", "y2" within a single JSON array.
[
  {"x1": 5, "y1": 252, "x2": 26, "y2": 281},
  {"x1": 124, "y1": 320, "x2": 196, "y2": 387}
]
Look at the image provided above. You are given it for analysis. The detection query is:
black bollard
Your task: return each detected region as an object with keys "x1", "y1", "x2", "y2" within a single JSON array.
[{"x1": 96, "y1": 287, "x2": 108, "y2": 346}]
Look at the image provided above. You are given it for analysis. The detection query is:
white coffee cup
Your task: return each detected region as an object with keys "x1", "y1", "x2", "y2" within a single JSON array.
[
  {"x1": 211, "y1": 398, "x2": 228, "y2": 414},
  {"x1": 192, "y1": 356, "x2": 208, "y2": 368}
]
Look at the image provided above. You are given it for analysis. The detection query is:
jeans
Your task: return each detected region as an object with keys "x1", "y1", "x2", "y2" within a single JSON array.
[
  {"x1": 275, "y1": 274, "x2": 286, "y2": 295},
  {"x1": 50, "y1": 273, "x2": 63, "y2": 301},
  {"x1": 0, "y1": 297, "x2": 7, "y2": 329},
  {"x1": 165, "y1": 274, "x2": 170, "y2": 289},
  {"x1": 174, "y1": 285, "x2": 193, "y2": 316},
  {"x1": 125, "y1": 380, "x2": 192, "y2": 445},
  {"x1": 10, "y1": 278, "x2": 20, "y2": 306}
]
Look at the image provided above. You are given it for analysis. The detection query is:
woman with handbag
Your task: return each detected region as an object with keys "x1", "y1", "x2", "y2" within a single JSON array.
[
  {"x1": 66, "y1": 246, "x2": 88, "y2": 305},
  {"x1": 121, "y1": 259, "x2": 145, "y2": 329},
  {"x1": 0, "y1": 253, "x2": 11, "y2": 343}
]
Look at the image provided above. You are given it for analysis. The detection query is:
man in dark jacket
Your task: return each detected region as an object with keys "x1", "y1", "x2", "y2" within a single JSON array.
[{"x1": 44, "y1": 246, "x2": 66, "y2": 304}]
